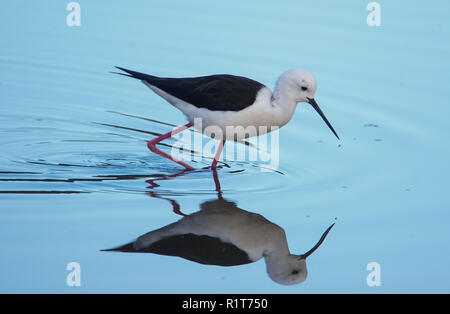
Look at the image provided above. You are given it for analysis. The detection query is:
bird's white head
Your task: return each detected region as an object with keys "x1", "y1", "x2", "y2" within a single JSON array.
[
  {"x1": 275, "y1": 69, "x2": 339, "y2": 139},
  {"x1": 277, "y1": 69, "x2": 317, "y2": 103}
]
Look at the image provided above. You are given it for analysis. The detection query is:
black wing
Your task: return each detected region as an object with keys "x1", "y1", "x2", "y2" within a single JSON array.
[
  {"x1": 102, "y1": 233, "x2": 253, "y2": 267},
  {"x1": 115, "y1": 66, "x2": 265, "y2": 111}
]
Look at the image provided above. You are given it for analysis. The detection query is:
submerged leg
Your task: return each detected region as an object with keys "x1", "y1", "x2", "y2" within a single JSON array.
[
  {"x1": 212, "y1": 168, "x2": 223, "y2": 199},
  {"x1": 211, "y1": 139, "x2": 226, "y2": 170},
  {"x1": 147, "y1": 122, "x2": 194, "y2": 170},
  {"x1": 145, "y1": 172, "x2": 190, "y2": 217},
  {"x1": 147, "y1": 190, "x2": 188, "y2": 217}
]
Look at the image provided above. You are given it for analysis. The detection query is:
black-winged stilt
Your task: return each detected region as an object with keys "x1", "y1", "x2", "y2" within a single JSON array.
[{"x1": 114, "y1": 67, "x2": 339, "y2": 170}]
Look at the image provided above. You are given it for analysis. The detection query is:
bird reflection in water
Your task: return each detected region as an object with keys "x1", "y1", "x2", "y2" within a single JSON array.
[{"x1": 103, "y1": 170, "x2": 334, "y2": 285}]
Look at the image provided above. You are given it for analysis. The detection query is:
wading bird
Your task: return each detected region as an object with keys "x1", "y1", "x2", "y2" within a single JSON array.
[{"x1": 114, "y1": 67, "x2": 339, "y2": 170}]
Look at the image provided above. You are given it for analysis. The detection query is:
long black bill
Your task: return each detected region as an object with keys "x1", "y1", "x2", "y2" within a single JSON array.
[
  {"x1": 301, "y1": 223, "x2": 335, "y2": 260},
  {"x1": 307, "y1": 98, "x2": 340, "y2": 140}
]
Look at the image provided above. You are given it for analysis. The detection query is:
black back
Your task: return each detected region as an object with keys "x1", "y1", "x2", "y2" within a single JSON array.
[
  {"x1": 103, "y1": 233, "x2": 252, "y2": 266},
  {"x1": 115, "y1": 67, "x2": 265, "y2": 111}
]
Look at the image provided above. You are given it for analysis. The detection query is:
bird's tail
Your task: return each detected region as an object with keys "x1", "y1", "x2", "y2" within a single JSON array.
[
  {"x1": 101, "y1": 240, "x2": 160, "y2": 253},
  {"x1": 111, "y1": 66, "x2": 158, "y2": 81},
  {"x1": 101, "y1": 242, "x2": 136, "y2": 253}
]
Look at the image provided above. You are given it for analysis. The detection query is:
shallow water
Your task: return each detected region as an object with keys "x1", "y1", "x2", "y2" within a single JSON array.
[{"x1": 1, "y1": 1, "x2": 450, "y2": 293}]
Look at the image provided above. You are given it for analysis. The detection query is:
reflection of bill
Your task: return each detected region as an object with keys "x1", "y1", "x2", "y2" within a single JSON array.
[
  {"x1": 103, "y1": 170, "x2": 334, "y2": 285},
  {"x1": 171, "y1": 118, "x2": 280, "y2": 172}
]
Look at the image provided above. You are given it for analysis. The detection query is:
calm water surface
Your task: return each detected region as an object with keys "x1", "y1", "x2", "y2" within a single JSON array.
[{"x1": 1, "y1": 1, "x2": 449, "y2": 293}]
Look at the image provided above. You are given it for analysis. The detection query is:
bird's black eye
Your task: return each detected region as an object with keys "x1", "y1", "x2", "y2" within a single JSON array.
[
  {"x1": 301, "y1": 86, "x2": 308, "y2": 91},
  {"x1": 291, "y1": 270, "x2": 299, "y2": 275}
]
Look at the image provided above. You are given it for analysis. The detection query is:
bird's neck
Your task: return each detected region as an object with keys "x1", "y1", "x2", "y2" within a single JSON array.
[
  {"x1": 270, "y1": 83, "x2": 298, "y2": 127},
  {"x1": 264, "y1": 247, "x2": 289, "y2": 261},
  {"x1": 264, "y1": 248, "x2": 292, "y2": 278},
  {"x1": 262, "y1": 235, "x2": 290, "y2": 264}
]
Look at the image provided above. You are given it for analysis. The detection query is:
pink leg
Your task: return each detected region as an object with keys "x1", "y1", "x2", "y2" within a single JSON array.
[
  {"x1": 211, "y1": 139, "x2": 225, "y2": 170},
  {"x1": 147, "y1": 122, "x2": 194, "y2": 170}
]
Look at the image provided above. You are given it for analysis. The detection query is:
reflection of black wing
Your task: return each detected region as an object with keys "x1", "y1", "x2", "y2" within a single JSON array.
[
  {"x1": 115, "y1": 67, "x2": 265, "y2": 112},
  {"x1": 104, "y1": 233, "x2": 252, "y2": 266}
]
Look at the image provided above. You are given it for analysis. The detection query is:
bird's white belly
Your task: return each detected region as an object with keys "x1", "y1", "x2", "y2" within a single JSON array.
[
  {"x1": 194, "y1": 107, "x2": 274, "y2": 140},
  {"x1": 145, "y1": 83, "x2": 279, "y2": 141}
]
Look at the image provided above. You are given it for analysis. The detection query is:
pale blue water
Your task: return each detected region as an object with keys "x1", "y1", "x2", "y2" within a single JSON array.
[{"x1": 1, "y1": 1, "x2": 449, "y2": 293}]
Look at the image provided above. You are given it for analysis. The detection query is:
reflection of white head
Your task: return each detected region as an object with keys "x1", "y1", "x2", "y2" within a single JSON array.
[{"x1": 266, "y1": 255, "x2": 308, "y2": 285}]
